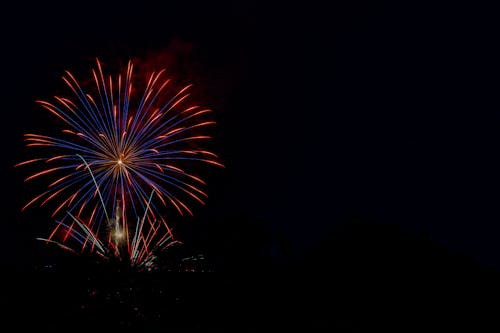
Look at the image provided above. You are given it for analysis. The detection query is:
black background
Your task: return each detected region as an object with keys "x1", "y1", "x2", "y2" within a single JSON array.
[{"x1": 2, "y1": 1, "x2": 500, "y2": 331}]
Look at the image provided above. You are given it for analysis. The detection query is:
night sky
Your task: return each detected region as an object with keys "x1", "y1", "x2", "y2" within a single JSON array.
[{"x1": 2, "y1": 0, "x2": 500, "y2": 331}]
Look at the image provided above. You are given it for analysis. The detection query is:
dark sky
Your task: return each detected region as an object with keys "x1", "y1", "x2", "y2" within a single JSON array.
[{"x1": 1, "y1": 0, "x2": 500, "y2": 272}]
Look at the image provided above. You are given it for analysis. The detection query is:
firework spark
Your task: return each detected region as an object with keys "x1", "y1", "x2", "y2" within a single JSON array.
[{"x1": 17, "y1": 58, "x2": 223, "y2": 268}]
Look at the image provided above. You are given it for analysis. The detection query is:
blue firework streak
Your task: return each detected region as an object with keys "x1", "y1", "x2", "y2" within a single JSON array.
[{"x1": 17, "y1": 58, "x2": 223, "y2": 266}]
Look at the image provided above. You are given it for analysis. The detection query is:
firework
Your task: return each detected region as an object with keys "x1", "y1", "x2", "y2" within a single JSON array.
[{"x1": 17, "y1": 58, "x2": 223, "y2": 268}]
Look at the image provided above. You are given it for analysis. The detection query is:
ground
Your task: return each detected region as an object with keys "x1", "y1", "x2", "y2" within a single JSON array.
[{"x1": 4, "y1": 221, "x2": 500, "y2": 332}]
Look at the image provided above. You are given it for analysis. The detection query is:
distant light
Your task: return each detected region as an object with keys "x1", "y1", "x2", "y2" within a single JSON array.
[
  {"x1": 117, "y1": 159, "x2": 123, "y2": 165},
  {"x1": 114, "y1": 230, "x2": 124, "y2": 239}
]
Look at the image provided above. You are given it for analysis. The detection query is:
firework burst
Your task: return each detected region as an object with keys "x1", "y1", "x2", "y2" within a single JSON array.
[{"x1": 17, "y1": 58, "x2": 223, "y2": 268}]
